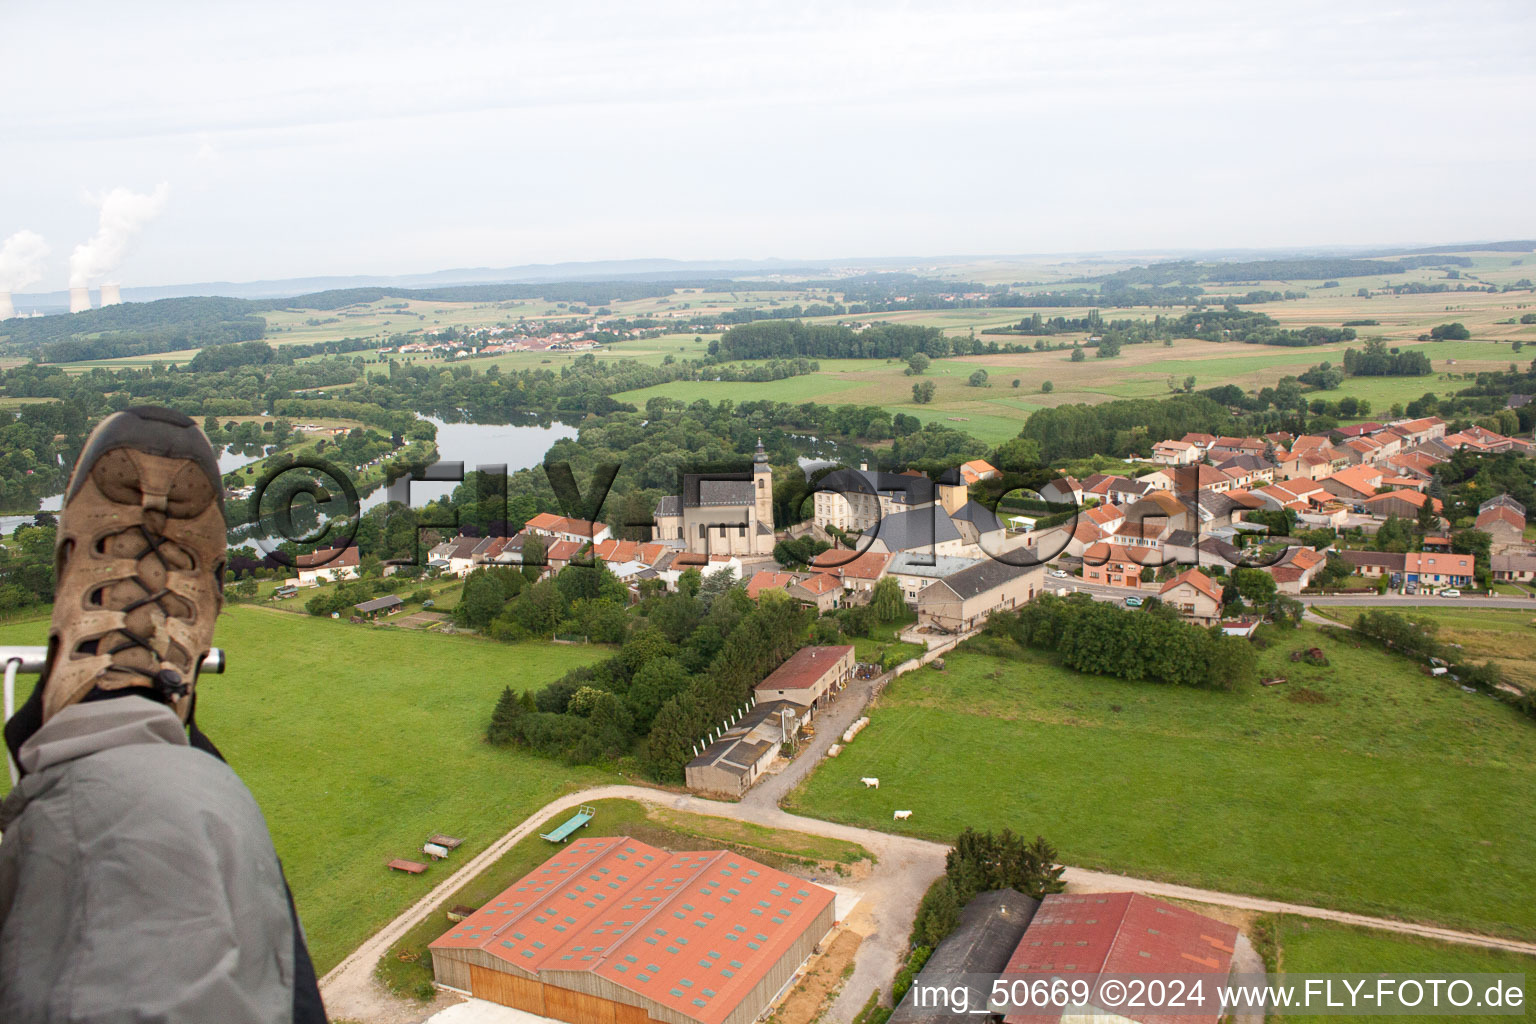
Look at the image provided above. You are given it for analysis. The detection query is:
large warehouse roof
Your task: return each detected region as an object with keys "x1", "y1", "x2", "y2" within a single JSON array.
[
  {"x1": 430, "y1": 836, "x2": 836, "y2": 1024},
  {"x1": 1002, "y1": 893, "x2": 1238, "y2": 1024}
]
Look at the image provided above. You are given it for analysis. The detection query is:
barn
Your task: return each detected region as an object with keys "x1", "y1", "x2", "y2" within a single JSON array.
[{"x1": 429, "y1": 836, "x2": 837, "y2": 1024}]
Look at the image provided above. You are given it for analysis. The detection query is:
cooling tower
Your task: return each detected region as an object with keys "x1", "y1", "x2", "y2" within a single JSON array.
[
  {"x1": 69, "y1": 286, "x2": 91, "y2": 313},
  {"x1": 0, "y1": 292, "x2": 14, "y2": 320},
  {"x1": 99, "y1": 283, "x2": 122, "y2": 306}
]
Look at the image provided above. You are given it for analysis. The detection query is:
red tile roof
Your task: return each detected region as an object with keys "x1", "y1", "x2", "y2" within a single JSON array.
[
  {"x1": 746, "y1": 571, "x2": 796, "y2": 599},
  {"x1": 1160, "y1": 568, "x2": 1222, "y2": 604},
  {"x1": 1003, "y1": 893, "x2": 1237, "y2": 1024},
  {"x1": 298, "y1": 544, "x2": 359, "y2": 569},
  {"x1": 430, "y1": 837, "x2": 835, "y2": 1024}
]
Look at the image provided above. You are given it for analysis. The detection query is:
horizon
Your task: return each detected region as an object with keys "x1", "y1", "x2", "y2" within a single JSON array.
[{"x1": 4, "y1": 0, "x2": 1535, "y2": 292}]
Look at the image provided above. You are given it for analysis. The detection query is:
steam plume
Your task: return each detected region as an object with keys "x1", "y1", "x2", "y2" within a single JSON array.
[
  {"x1": 0, "y1": 230, "x2": 50, "y2": 292},
  {"x1": 69, "y1": 183, "x2": 169, "y2": 288}
]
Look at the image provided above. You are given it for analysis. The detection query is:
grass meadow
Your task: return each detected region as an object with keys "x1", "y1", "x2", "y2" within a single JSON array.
[
  {"x1": 0, "y1": 605, "x2": 615, "y2": 973},
  {"x1": 787, "y1": 626, "x2": 1536, "y2": 941},
  {"x1": 1317, "y1": 605, "x2": 1536, "y2": 692},
  {"x1": 1273, "y1": 917, "x2": 1533, "y2": 1023}
]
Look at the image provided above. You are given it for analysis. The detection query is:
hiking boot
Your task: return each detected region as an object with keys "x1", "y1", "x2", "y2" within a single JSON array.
[{"x1": 39, "y1": 406, "x2": 227, "y2": 724}]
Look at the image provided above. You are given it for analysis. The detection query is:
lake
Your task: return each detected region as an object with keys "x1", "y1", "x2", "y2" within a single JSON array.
[{"x1": 357, "y1": 417, "x2": 580, "y2": 513}]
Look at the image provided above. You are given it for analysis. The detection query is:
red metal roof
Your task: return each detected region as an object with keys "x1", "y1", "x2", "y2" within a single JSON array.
[
  {"x1": 430, "y1": 837, "x2": 835, "y2": 1024},
  {"x1": 754, "y1": 645, "x2": 854, "y2": 693},
  {"x1": 1003, "y1": 893, "x2": 1237, "y2": 1024}
]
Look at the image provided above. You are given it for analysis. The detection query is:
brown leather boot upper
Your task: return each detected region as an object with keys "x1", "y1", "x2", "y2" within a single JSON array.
[{"x1": 44, "y1": 409, "x2": 227, "y2": 723}]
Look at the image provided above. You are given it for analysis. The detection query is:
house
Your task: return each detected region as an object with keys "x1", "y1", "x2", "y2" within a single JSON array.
[
  {"x1": 1339, "y1": 549, "x2": 1405, "y2": 579},
  {"x1": 860, "y1": 507, "x2": 969, "y2": 557},
  {"x1": 811, "y1": 464, "x2": 936, "y2": 532},
  {"x1": 1322, "y1": 465, "x2": 1385, "y2": 501},
  {"x1": 353, "y1": 594, "x2": 404, "y2": 619},
  {"x1": 1390, "y1": 416, "x2": 1447, "y2": 445},
  {"x1": 885, "y1": 552, "x2": 982, "y2": 604},
  {"x1": 1361, "y1": 489, "x2": 1441, "y2": 522},
  {"x1": 889, "y1": 890, "x2": 1040, "y2": 1024},
  {"x1": 1037, "y1": 476, "x2": 1084, "y2": 506},
  {"x1": 1265, "y1": 546, "x2": 1327, "y2": 594},
  {"x1": 1150, "y1": 439, "x2": 1202, "y2": 466},
  {"x1": 810, "y1": 548, "x2": 891, "y2": 598},
  {"x1": 958, "y1": 458, "x2": 1000, "y2": 485},
  {"x1": 1081, "y1": 542, "x2": 1155, "y2": 588},
  {"x1": 1168, "y1": 463, "x2": 1236, "y2": 493},
  {"x1": 1492, "y1": 552, "x2": 1536, "y2": 582},
  {"x1": 1214, "y1": 453, "x2": 1275, "y2": 487},
  {"x1": 745, "y1": 570, "x2": 797, "y2": 600},
  {"x1": 524, "y1": 512, "x2": 614, "y2": 545},
  {"x1": 753, "y1": 645, "x2": 855, "y2": 707},
  {"x1": 949, "y1": 500, "x2": 1007, "y2": 550},
  {"x1": 916, "y1": 558, "x2": 1045, "y2": 633},
  {"x1": 296, "y1": 545, "x2": 360, "y2": 585},
  {"x1": 1421, "y1": 535, "x2": 1452, "y2": 553},
  {"x1": 1123, "y1": 489, "x2": 1195, "y2": 534},
  {"x1": 1406, "y1": 551, "x2": 1475, "y2": 588},
  {"x1": 1475, "y1": 503, "x2": 1527, "y2": 553},
  {"x1": 1158, "y1": 568, "x2": 1223, "y2": 623},
  {"x1": 1001, "y1": 893, "x2": 1239, "y2": 1024},
  {"x1": 429, "y1": 836, "x2": 836, "y2": 1024},
  {"x1": 787, "y1": 572, "x2": 842, "y2": 612},
  {"x1": 1209, "y1": 436, "x2": 1268, "y2": 459}
]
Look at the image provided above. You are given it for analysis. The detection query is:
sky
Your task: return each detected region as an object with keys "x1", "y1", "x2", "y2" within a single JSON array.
[{"x1": 3, "y1": 0, "x2": 1535, "y2": 289}]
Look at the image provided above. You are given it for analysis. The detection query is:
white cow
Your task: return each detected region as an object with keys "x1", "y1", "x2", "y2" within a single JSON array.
[
  {"x1": 893, "y1": 810, "x2": 913, "y2": 820},
  {"x1": 860, "y1": 777, "x2": 880, "y2": 789}
]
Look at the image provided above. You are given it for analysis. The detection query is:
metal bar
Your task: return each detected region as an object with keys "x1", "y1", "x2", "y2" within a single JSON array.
[{"x1": 0, "y1": 647, "x2": 227, "y2": 677}]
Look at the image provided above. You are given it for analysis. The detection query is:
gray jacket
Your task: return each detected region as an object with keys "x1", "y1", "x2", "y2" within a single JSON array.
[{"x1": 0, "y1": 698, "x2": 325, "y2": 1023}]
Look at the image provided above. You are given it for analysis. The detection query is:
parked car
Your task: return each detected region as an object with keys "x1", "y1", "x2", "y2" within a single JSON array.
[
  {"x1": 1123, "y1": 596, "x2": 1144, "y2": 607},
  {"x1": 1049, "y1": 569, "x2": 1070, "y2": 578},
  {"x1": 1405, "y1": 582, "x2": 1419, "y2": 595},
  {"x1": 1441, "y1": 589, "x2": 1461, "y2": 598}
]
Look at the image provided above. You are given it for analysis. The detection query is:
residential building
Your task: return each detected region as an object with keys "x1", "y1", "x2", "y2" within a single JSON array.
[
  {"x1": 1493, "y1": 552, "x2": 1536, "y2": 582},
  {"x1": 296, "y1": 544, "x2": 360, "y2": 585},
  {"x1": 1081, "y1": 542, "x2": 1154, "y2": 588},
  {"x1": 1158, "y1": 568, "x2": 1223, "y2": 623},
  {"x1": 787, "y1": 572, "x2": 842, "y2": 612},
  {"x1": 885, "y1": 552, "x2": 982, "y2": 604},
  {"x1": 811, "y1": 465, "x2": 935, "y2": 533},
  {"x1": 1475, "y1": 503, "x2": 1527, "y2": 553},
  {"x1": 524, "y1": 512, "x2": 614, "y2": 545},
  {"x1": 916, "y1": 558, "x2": 1045, "y2": 632}
]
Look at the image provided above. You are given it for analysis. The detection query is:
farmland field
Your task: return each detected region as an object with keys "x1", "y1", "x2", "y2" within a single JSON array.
[
  {"x1": 787, "y1": 626, "x2": 1536, "y2": 940},
  {"x1": 1317, "y1": 605, "x2": 1536, "y2": 691},
  {"x1": 0, "y1": 606, "x2": 615, "y2": 973},
  {"x1": 1274, "y1": 917, "x2": 1534, "y2": 1023}
]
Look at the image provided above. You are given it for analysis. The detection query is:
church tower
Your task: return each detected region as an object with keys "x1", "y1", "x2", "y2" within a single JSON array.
[{"x1": 753, "y1": 438, "x2": 775, "y2": 532}]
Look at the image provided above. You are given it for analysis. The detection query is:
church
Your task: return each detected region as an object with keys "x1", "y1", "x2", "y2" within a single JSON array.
[{"x1": 653, "y1": 439, "x2": 777, "y2": 556}]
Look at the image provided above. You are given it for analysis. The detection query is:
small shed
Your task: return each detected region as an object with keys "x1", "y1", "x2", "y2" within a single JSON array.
[{"x1": 355, "y1": 594, "x2": 405, "y2": 620}]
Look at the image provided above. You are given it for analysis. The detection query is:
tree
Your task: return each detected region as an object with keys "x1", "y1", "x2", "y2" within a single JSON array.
[
  {"x1": 1415, "y1": 495, "x2": 1439, "y2": 533},
  {"x1": 1231, "y1": 567, "x2": 1277, "y2": 607},
  {"x1": 487, "y1": 685, "x2": 527, "y2": 745},
  {"x1": 1139, "y1": 566, "x2": 1155, "y2": 584},
  {"x1": 1011, "y1": 378, "x2": 1021, "y2": 388},
  {"x1": 1430, "y1": 322, "x2": 1471, "y2": 340},
  {"x1": 870, "y1": 576, "x2": 904, "y2": 622},
  {"x1": 912, "y1": 380, "x2": 936, "y2": 404},
  {"x1": 1041, "y1": 380, "x2": 1053, "y2": 393},
  {"x1": 1182, "y1": 375, "x2": 1197, "y2": 393},
  {"x1": 968, "y1": 369, "x2": 990, "y2": 388},
  {"x1": 904, "y1": 353, "x2": 930, "y2": 376},
  {"x1": 1069, "y1": 347, "x2": 1086, "y2": 362}
]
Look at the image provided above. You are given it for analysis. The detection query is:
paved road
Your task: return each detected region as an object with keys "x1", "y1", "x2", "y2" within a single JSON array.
[{"x1": 320, "y1": 784, "x2": 1536, "y2": 1024}]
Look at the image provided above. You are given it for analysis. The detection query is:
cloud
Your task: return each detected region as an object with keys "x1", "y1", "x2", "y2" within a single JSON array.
[
  {"x1": 0, "y1": 230, "x2": 50, "y2": 292},
  {"x1": 69, "y1": 183, "x2": 170, "y2": 287}
]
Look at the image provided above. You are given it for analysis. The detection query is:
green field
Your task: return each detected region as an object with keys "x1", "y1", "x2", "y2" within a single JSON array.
[
  {"x1": 1275, "y1": 917, "x2": 1534, "y2": 1023},
  {"x1": 376, "y1": 797, "x2": 871, "y2": 998},
  {"x1": 787, "y1": 626, "x2": 1536, "y2": 940},
  {"x1": 1316, "y1": 605, "x2": 1536, "y2": 691},
  {"x1": 0, "y1": 606, "x2": 614, "y2": 973}
]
